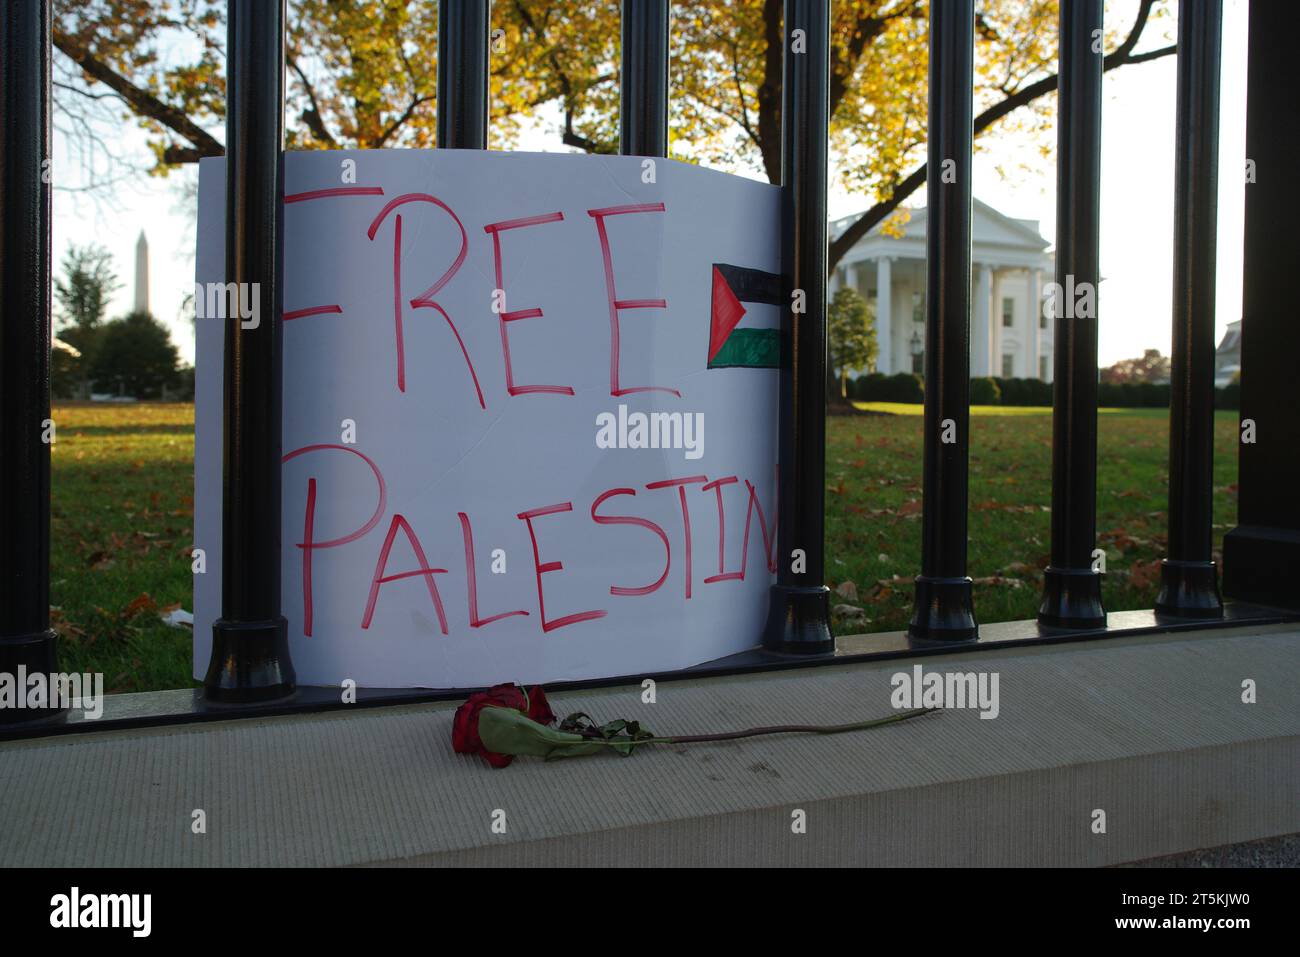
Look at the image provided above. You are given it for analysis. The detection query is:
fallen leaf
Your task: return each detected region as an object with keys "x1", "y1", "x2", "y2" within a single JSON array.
[{"x1": 122, "y1": 593, "x2": 156, "y2": 619}]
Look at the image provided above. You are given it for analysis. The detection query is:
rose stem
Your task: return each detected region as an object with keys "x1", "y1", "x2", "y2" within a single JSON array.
[
  {"x1": 664, "y1": 707, "x2": 936, "y2": 744},
  {"x1": 574, "y1": 707, "x2": 937, "y2": 747}
]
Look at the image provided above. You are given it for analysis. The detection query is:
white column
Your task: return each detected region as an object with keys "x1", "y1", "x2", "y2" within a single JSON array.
[
  {"x1": 875, "y1": 256, "x2": 892, "y2": 374},
  {"x1": 1030, "y1": 267, "x2": 1043, "y2": 380},
  {"x1": 992, "y1": 268, "x2": 1003, "y2": 375},
  {"x1": 974, "y1": 263, "x2": 992, "y2": 376}
]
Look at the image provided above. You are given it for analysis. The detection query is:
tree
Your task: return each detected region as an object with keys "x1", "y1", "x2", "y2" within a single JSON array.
[
  {"x1": 54, "y1": 242, "x2": 120, "y2": 330},
  {"x1": 1100, "y1": 348, "x2": 1171, "y2": 384},
  {"x1": 52, "y1": 243, "x2": 121, "y2": 398},
  {"x1": 828, "y1": 286, "x2": 876, "y2": 400},
  {"x1": 89, "y1": 311, "x2": 180, "y2": 399},
  {"x1": 52, "y1": 1, "x2": 1175, "y2": 277}
]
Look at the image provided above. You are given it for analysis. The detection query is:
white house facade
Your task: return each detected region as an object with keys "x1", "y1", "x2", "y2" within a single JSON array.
[
  {"x1": 1214, "y1": 319, "x2": 1241, "y2": 387},
  {"x1": 830, "y1": 199, "x2": 1056, "y2": 381}
]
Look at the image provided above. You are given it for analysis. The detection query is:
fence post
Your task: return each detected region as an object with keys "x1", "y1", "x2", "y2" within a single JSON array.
[
  {"x1": 437, "y1": 0, "x2": 490, "y2": 150},
  {"x1": 203, "y1": 0, "x2": 296, "y2": 701},
  {"x1": 761, "y1": 0, "x2": 833, "y2": 655},
  {"x1": 908, "y1": 0, "x2": 978, "y2": 643},
  {"x1": 1222, "y1": 2, "x2": 1300, "y2": 609},
  {"x1": 620, "y1": 0, "x2": 670, "y2": 157},
  {"x1": 1157, "y1": 0, "x2": 1224, "y2": 619},
  {"x1": 0, "y1": 0, "x2": 59, "y2": 723},
  {"x1": 1039, "y1": 0, "x2": 1106, "y2": 630}
]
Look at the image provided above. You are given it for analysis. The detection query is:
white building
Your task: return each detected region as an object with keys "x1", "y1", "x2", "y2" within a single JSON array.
[
  {"x1": 1214, "y1": 319, "x2": 1241, "y2": 387},
  {"x1": 830, "y1": 199, "x2": 1055, "y2": 381}
]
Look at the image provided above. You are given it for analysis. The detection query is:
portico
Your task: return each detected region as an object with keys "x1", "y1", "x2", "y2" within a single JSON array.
[{"x1": 830, "y1": 199, "x2": 1055, "y2": 381}]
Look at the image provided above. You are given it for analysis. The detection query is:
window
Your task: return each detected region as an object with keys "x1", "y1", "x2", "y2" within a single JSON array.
[
  {"x1": 1002, "y1": 297, "x2": 1015, "y2": 328},
  {"x1": 1039, "y1": 356, "x2": 1049, "y2": 380},
  {"x1": 912, "y1": 352, "x2": 924, "y2": 374},
  {"x1": 1039, "y1": 309, "x2": 1048, "y2": 329},
  {"x1": 1002, "y1": 354, "x2": 1015, "y2": 378},
  {"x1": 911, "y1": 290, "x2": 924, "y2": 323}
]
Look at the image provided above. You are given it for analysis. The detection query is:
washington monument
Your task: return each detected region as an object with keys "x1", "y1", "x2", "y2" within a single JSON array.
[{"x1": 134, "y1": 229, "x2": 149, "y2": 313}]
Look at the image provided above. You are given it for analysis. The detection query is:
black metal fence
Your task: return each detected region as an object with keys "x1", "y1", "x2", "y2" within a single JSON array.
[{"x1": 2, "y1": 0, "x2": 1297, "y2": 731}]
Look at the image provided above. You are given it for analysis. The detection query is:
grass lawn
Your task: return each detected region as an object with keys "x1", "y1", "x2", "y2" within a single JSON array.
[
  {"x1": 855, "y1": 401, "x2": 1143, "y2": 417},
  {"x1": 48, "y1": 402, "x2": 1239, "y2": 692},
  {"x1": 856, "y1": 401, "x2": 1064, "y2": 416},
  {"x1": 50, "y1": 403, "x2": 195, "y2": 693},
  {"x1": 827, "y1": 404, "x2": 1239, "y2": 634}
]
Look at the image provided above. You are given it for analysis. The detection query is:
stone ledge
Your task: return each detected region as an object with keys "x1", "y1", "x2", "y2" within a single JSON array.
[{"x1": 1, "y1": 623, "x2": 1296, "y2": 866}]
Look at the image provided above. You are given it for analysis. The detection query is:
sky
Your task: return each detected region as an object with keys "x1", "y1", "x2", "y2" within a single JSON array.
[{"x1": 50, "y1": 0, "x2": 1248, "y2": 369}]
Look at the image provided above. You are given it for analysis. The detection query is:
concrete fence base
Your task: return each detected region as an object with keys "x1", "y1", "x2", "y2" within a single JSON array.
[{"x1": 1, "y1": 622, "x2": 1296, "y2": 866}]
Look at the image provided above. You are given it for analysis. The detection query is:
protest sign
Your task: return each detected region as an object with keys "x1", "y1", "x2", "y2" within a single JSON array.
[{"x1": 194, "y1": 150, "x2": 783, "y2": 687}]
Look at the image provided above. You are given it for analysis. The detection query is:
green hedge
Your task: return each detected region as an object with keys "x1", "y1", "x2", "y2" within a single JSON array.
[
  {"x1": 969, "y1": 377, "x2": 1000, "y2": 405},
  {"x1": 1095, "y1": 381, "x2": 1170, "y2": 408},
  {"x1": 854, "y1": 372, "x2": 924, "y2": 403},
  {"x1": 1214, "y1": 380, "x2": 1240, "y2": 410},
  {"x1": 852, "y1": 373, "x2": 1240, "y2": 410},
  {"x1": 993, "y1": 377, "x2": 1053, "y2": 406}
]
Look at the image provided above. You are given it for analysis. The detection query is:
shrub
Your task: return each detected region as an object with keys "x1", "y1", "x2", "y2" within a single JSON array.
[
  {"x1": 1136, "y1": 382, "x2": 1169, "y2": 407},
  {"x1": 853, "y1": 372, "x2": 887, "y2": 400},
  {"x1": 89, "y1": 310, "x2": 180, "y2": 399},
  {"x1": 996, "y1": 377, "x2": 1048, "y2": 406},
  {"x1": 855, "y1": 371, "x2": 923, "y2": 403},
  {"x1": 885, "y1": 372, "x2": 925, "y2": 403},
  {"x1": 1096, "y1": 381, "x2": 1172, "y2": 408},
  {"x1": 1034, "y1": 378, "x2": 1053, "y2": 405},
  {"x1": 969, "y1": 377, "x2": 1001, "y2": 405}
]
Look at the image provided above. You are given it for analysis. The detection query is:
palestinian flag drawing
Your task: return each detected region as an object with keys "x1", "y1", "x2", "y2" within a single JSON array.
[{"x1": 707, "y1": 263, "x2": 785, "y2": 369}]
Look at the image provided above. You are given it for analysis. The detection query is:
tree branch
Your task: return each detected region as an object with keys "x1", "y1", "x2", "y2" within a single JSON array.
[
  {"x1": 829, "y1": 1, "x2": 922, "y2": 119},
  {"x1": 1124, "y1": 44, "x2": 1177, "y2": 65},
  {"x1": 53, "y1": 28, "x2": 224, "y2": 161},
  {"x1": 287, "y1": 52, "x2": 339, "y2": 148},
  {"x1": 376, "y1": 94, "x2": 434, "y2": 148},
  {"x1": 561, "y1": 106, "x2": 613, "y2": 154},
  {"x1": 828, "y1": 0, "x2": 1172, "y2": 271}
]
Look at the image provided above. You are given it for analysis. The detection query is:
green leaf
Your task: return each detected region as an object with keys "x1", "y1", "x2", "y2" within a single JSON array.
[
  {"x1": 544, "y1": 742, "x2": 613, "y2": 761},
  {"x1": 481, "y1": 706, "x2": 659, "y2": 763},
  {"x1": 558, "y1": 712, "x2": 596, "y2": 734},
  {"x1": 476, "y1": 705, "x2": 589, "y2": 759}
]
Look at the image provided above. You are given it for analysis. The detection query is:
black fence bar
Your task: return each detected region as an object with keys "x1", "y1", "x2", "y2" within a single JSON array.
[
  {"x1": 1157, "y1": 0, "x2": 1224, "y2": 619},
  {"x1": 0, "y1": 0, "x2": 58, "y2": 723},
  {"x1": 204, "y1": 0, "x2": 295, "y2": 702},
  {"x1": 1223, "y1": 2, "x2": 1300, "y2": 609},
  {"x1": 437, "y1": 0, "x2": 490, "y2": 150},
  {"x1": 908, "y1": 0, "x2": 978, "y2": 643},
  {"x1": 762, "y1": 0, "x2": 832, "y2": 654},
  {"x1": 1039, "y1": 0, "x2": 1106, "y2": 630},
  {"x1": 620, "y1": 0, "x2": 670, "y2": 157}
]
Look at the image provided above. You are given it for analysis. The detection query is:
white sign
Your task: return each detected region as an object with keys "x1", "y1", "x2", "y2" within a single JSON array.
[{"x1": 194, "y1": 150, "x2": 783, "y2": 688}]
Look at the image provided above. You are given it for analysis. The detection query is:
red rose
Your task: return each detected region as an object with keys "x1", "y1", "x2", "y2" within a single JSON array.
[{"x1": 452, "y1": 683, "x2": 556, "y2": 768}]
